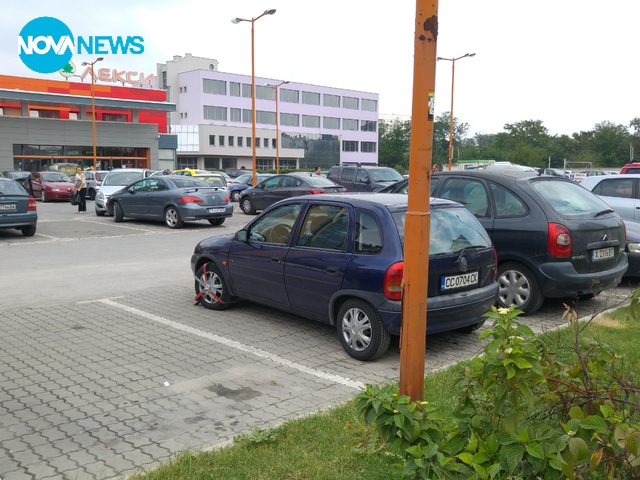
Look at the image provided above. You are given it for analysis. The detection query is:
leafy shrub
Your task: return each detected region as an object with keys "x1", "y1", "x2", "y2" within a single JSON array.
[{"x1": 357, "y1": 306, "x2": 640, "y2": 479}]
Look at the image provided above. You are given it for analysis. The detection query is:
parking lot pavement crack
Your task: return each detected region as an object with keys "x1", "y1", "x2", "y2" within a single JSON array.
[{"x1": 95, "y1": 299, "x2": 366, "y2": 391}]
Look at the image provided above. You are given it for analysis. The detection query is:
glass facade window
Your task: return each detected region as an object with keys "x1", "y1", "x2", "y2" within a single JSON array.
[
  {"x1": 272, "y1": 138, "x2": 277, "y2": 148},
  {"x1": 242, "y1": 83, "x2": 252, "y2": 98},
  {"x1": 204, "y1": 105, "x2": 227, "y2": 121},
  {"x1": 361, "y1": 141, "x2": 377, "y2": 153},
  {"x1": 302, "y1": 115, "x2": 320, "y2": 128},
  {"x1": 219, "y1": 135, "x2": 225, "y2": 147},
  {"x1": 280, "y1": 113, "x2": 299, "y2": 127},
  {"x1": 242, "y1": 109, "x2": 252, "y2": 123},
  {"x1": 361, "y1": 120, "x2": 377, "y2": 132},
  {"x1": 343, "y1": 96, "x2": 359, "y2": 109},
  {"x1": 342, "y1": 140, "x2": 358, "y2": 152},
  {"x1": 256, "y1": 159, "x2": 272, "y2": 170},
  {"x1": 222, "y1": 158, "x2": 237, "y2": 169},
  {"x1": 102, "y1": 113, "x2": 127, "y2": 122},
  {"x1": 204, "y1": 157, "x2": 220, "y2": 169},
  {"x1": 203, "y1": 79, "x2": 226, "y2": 95},
  {"x1": 238, "y1": 136, "x2": 243, "y2": 147},
  {"x1": 256, "y1": 85, "x2": 276, "y2": 101},
  {"x1": 281, "y1": 88, "x2": 299, "y2": 103},
  {"x1": 209, "y1": 135, "x2": 215, "y2": 146},
  {"x1": 342, "y1": 118, "x2": 358, "y2": 131},
  {"x1": 256, "y1": 110, "x2": 276, "y2": 125},
  {"x1": 229, "y1": 136, "x2": 234, "y2": 147},
  {"x1": 302, "y1": 91, "x2": 320, "y2": 105},
  {"x1": 323, "y1": 117, "x2": 340, "y2": 130},
  {"x1": 323, "y1": 94, "x2": 340, "y2": 107},
  {"x1": 361, "y1": 99, "x2": 378, "y2": 111},
  {"x1": 264, "y1": 138, "x2": 269, "y2": 148},
  {"x1": 230, "y1": 82, "x2": 241, "y2": 97},
  {"x1": 230, "y1": 108, "x2": 241, "y2": 122},
  {"x1": 246, "y1": 137, "x2": 252, "y2": 147}
]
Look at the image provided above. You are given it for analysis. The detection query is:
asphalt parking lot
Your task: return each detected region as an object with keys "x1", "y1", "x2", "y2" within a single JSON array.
[{"x1": 0, "y1": 200, "x2": 637, "y2": 479}]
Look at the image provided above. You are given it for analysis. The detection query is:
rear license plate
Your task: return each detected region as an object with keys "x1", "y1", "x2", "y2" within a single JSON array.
[
  {"x1": 592, "y1": 247, "x2": 614, "y2": 261},
  {"x1": 0, "y1": 203, "x2": 17, "y2": 211},
  {"x1": 441, "y1": 271, "x2": 479, "y2": 290},
  {"x1": 207, "y1": 208, "x2": 225, "y2": 213}
]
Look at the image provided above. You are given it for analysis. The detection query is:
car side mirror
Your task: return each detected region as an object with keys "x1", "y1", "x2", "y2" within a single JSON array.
[{"x1": 235, "y1": 229, "x2": 248, "y2": 242}]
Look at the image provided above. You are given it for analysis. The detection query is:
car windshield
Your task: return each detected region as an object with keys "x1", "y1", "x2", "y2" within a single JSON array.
[
  {"x1": 370, "y1": 169, "x2": 404, "y2": 182},
  {"x1": 235, "y1": 173, "x2": 252, "y2": 183},
  {"x1": 169, "y1": 177, "x2": 209, "y2": 188},
  {"x1": 42, "y1": 173, "x2": 72, "y2": 182},
  {"x1": 391, "y1": 206, "x2": 491, "y2": 254},
  {"x1": 531, "y1": 179, "x2": 612, "y2": 217},
  {"x1": 103, "y1": 171, "x2": 144, "y2": 186}
]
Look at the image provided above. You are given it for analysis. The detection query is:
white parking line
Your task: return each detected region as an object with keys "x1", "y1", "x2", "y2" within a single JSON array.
[{"x1": 96, "y1": 298, "x2": 366, "y2": 390}]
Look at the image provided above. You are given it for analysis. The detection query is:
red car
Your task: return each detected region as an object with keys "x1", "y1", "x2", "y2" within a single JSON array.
[{"x1": 28, "y1": 172, "x2": 76, "y2": 202}]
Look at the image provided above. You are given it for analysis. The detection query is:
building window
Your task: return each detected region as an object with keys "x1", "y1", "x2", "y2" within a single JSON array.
[
  {"x1": 342, "y1": 118, "x2": 358, "y2": 131},
  {"x1": 246, "y1": 137, "x2": 252, "y2": 147},
  {"x1": 255, "y1": 138, "x2": 260, "y2": 148},
  {"x1": 68, "y1": 111, "x2": 78, "y2": 120},
  {"x1": 203, "y1": 79, "x2": 226, "y2": 95},
  {"x1": 30, "y1": 109, "x2": 60, "y2": 118},
  {"x1": 264, "y1": 138, "x2": 269, "y2": 148},
  {"x1": 103, "y1": 113, "x2": 127, "y2": 122},
  {"x1": 256, "y1": 85, "x2": 276, "y2": 100},
  {"x1": 242, "y1": 83, "x2": 252, "y2": 98},
  {"x1": 256, "y1": 110, "x2": 276, "y2": 125},
  {"x1": 272, "y1": 138, "x2": 277, "y2": 149},
  {"x1": 323, "y1": 94, "x2": 340, "y2": 107},
  {"x1": 302, "y1": 91, "x2": 320, "y2": 105},
  {"x1": 342, "y1": 140, "x2": 358, "y2": 152},
  {"x1": 343, "y1": 96, "x2": 359, "y2": 109},
  {"x1": 361, "y1": 99, "x2": 378, "y2": 111},
  {"x1": 256, "y1": 159, "x2": 272, "y2": 170},
  {"x1": 238, "y1": 136, "x2": 243, "y2": 147},
  {"x1": 361, "y1": 120, "x2": 377, "y2": 132},
  {"x1": 204, "y1": 157, "x2": 220, "y2": 169},
  {"x1": 302, "y1": 115, "x2": 320, "y2": 128},
  {"x1": 281, "y1": 88, "x2": 299, "y2": 103},
  {"x1": 230, "y1": 108, "x2": 241, "y2": 122},
  {"x1": 180, "y1": 112, "x2": 188, "y2": 119},
  {"x1": 230, "y1": 82, "x2": 241, "y2": 97},
  {"x1": 204, "y1": 106, "x2": 227, "y2": 121},
  {"x1": 219, "y1": 135, "x2": 225, "y2": 147},
  {"x1": 323, "y1": 117, "x2": 340, "y2": 130},
  {"x1": 209, "y1": 135, "x2": 215, "y2": 146},
  {"x1": 242, "y1": 109, "x2": 252, "y2": 123},
  {"x1": 222, "y1": 158, "x2": 238, "y2": 169},
  {"x1": 361, "y1": 141, "x2": 377, "y2": 153},
  {"x1": 228, "y1": 136, "x2": 234, "y2": 147},
  {"x1": 280, "y1": 113, "x2": 299, "y2": 127}
]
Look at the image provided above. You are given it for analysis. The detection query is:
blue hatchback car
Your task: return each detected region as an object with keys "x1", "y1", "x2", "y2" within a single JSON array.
[{"x1": 191, "y1": 194, "x2": 499, "y2": 360}]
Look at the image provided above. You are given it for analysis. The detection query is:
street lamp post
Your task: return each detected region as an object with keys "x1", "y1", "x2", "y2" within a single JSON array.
[
  {"x1": 265, "y1": 81, "x2": 288, "y2": 173},
  {"x1": 232, "y1": 9, "x2": 276, "y2": 186},
  {"x1": 437, "y1": 53, "x2": 475, "y2": 171},
  {"x1": 81, "y1": 57, "x2": 104, "y2": 171}
]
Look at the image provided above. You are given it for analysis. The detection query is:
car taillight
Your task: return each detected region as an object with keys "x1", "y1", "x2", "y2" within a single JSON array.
[
  {"x1": 384, "y1": 261, "x2": 404, "y2": 300},
  {"x1": 179, "y1": 195, "x2": 203, "y2": 203},
  {"x1": 223, "y1": 195, "x2": 230, "y2": 202},
  {"x1": 307, "y1": 189, "x2": 326, "y2": 194},
  {"x1": 28, "y1": 198, "x2": 37, "y2": 211},
  {"x1": 493, "y1": 248, "x2": 498, "y2": 281},
  {"x1": 547, "y1": 222, "x2": 571, "y2": 257}
]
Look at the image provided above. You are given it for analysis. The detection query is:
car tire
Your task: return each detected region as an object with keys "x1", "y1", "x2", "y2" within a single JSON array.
[
  {"x1": 195, "y1": 263, "x2": 231, "y2": 310},
  {"x1": 41, "y1": 191, "x2": 47, "y2": 202},
  {"x1": 240, "y1": 197, "x2": 256, "y2": 215},
  {"x1": 114, "y1": 202, "x2": 124, "y2": 222},
  {"x1": 497, "y1": 262, "x2": 544, "y2": 314},
  {"x1": 231, "y1": 190, "x2": 241, "y2": 202},
  {"x1": 88, "y1": 189, "x2": 96, "y2": 200},
  {"x1": 164, "y1": 206, "x2": 184, "y2": 229},
  {"x1": 21, "y1": 225, "x2": 36, "y2": 237},
  {"x1": 337, "y1": 299, "x2": 391, "y2": 361},
  {"x1": 208, "y1": 218, "x2": 225, "y2": 226},
  {"x1": 95, "y1": 209, "x2": 106, "y2": 217}
]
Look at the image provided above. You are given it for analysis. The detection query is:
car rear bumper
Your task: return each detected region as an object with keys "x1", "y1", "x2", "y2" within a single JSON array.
[
  {"x1": 374, "y1": 282, "x2": 499, "y2": 336},
  {"x1": 0, "y1": 213, "x2": 37, "y2": 229},
  {"x1": 180, "y1": 203, "x2": 234, "y2": 221},
  {"x1": 537, "y1": 254, "x2": 628, "y2": 297}
]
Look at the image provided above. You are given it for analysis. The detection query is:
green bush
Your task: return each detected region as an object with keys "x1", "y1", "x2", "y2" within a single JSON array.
[{"x1": 357, "y1": 306, "x2": 640, "y2": 479}]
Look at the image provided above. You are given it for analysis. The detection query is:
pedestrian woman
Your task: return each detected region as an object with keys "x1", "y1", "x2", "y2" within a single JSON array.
[
  {"x1": 24, "y1": 170, "x2": 39, "y2": 197},
  {"x1": 74, "y1": 166, "x2": 87, "y2": 213}
]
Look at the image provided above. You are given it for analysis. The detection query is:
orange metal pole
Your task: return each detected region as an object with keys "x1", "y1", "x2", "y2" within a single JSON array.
[
  {"x1": 250, "y1": 18, "x2": 257, "y2": 186},
  {"x1": 448, "y1": 59, "x2": 455, "y2": 171},
  {"x1": 398, "y1": 0, "x2": 438, "y2": 402},
  {"x1": 90, "y1": 68, "x2": 97, "y2": 171},
  {"x1": 275, "y1": 84, "x2": 280, "y2": 173}
]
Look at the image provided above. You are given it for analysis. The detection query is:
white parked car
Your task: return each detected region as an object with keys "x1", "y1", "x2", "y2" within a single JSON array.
[{"x1": 579, "y1": 174, "x2": 640, "y2": 221}]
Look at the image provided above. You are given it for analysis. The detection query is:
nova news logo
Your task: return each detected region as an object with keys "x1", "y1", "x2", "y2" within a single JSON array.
[{"x1": 18, "y1": 16, "x2": 144, "y2": 74}]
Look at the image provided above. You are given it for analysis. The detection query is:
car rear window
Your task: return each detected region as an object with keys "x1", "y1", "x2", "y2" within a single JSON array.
[
  {"x1": 169, "y1": 176, "x2": 208, "y2": 188},
  {"x1": 0, "y1": 180, "x2": 26, "y2": 195},
  {"x1": 391, "y1": 206, "x2": 491, "y2": 254},
  {"x1": 302, "y1": 175, "x2": 340, "y2": 187},
  {"x1": 531, "y1": 179, "x2": 613, "y2": 217}
]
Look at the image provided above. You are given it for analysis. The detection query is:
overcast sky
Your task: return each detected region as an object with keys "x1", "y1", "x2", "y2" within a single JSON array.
[{"x1": 3, "y1": 0, "x2": 638, "y2": 138}]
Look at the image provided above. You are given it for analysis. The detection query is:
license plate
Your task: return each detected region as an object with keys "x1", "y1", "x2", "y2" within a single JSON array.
[
  {"x1": 441, "y1": 271, "x2": 479, "y2": 290},
  {"x1": 208, "y1": 208, "x2": 225, "y2": 213},
  {"x1": 0, "y1": 203, "x2": 17, "y2": 211},
  {"x1": 592, "y1": 247, "x2": 614, "y2": 261}
]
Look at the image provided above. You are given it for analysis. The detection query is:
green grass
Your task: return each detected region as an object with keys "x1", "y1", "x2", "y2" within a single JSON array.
[{"x1": 131, "y1": 306, "x2": 640, "y2": 480}]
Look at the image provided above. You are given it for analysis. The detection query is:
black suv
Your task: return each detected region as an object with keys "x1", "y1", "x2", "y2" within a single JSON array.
[
  {"x1": 380, "y1": 170, "x2": 628, "y2": 314},
  {"x1": 327, "y1": 165, "x2": 403, "y2": 192}
]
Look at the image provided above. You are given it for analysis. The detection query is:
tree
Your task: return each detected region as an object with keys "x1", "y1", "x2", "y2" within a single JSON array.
[
  {"x1": 590, "y1": 121, "x2": 630, "y2": 167},
  {"x1": 378, "y1": 119, "x2": 411, "y2": 171}
]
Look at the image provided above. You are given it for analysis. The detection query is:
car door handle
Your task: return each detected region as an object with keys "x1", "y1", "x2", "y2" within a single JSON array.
[
  {"x1": 271, "y1": 256, "x2": 283, "y2": 264},
  {"x1": 325, "y1": 266, "x2": 340, "y2": 275}
]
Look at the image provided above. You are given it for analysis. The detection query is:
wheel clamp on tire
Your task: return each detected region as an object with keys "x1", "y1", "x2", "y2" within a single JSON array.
[{"x1": 194, "y1": 263, "x2": 225, "y2": 305}]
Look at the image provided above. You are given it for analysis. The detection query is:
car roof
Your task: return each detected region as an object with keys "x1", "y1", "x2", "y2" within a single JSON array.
[
  {"x1": 290, "y1": 192, "x2": 461, "y2": 209},
  {"x1": 434, "y1": 169, "x2": 549, "y2": 181}
]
